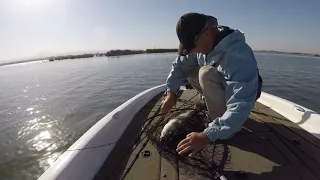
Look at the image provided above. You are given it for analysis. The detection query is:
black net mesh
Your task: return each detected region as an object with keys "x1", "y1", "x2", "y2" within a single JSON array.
[{"x1": 144, "y1": 108, "x2": 231, "y2": 179}]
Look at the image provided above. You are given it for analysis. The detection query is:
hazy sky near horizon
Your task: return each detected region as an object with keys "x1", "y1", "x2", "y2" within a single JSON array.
[{"x1": 0, "y1": 0, "x2": 320, "y2": 62}]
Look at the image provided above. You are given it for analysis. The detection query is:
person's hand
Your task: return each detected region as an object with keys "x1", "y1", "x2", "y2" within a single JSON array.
[
  {"x1": 176, "y1": 132, "x2": 210, "y2": 156},
  {"x1": 160, "y1": 92, "x2": 176, "y2": 114}
]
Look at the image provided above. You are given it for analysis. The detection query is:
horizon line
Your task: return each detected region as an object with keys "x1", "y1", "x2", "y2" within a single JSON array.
[{"x1": 1, "y1": 49, "x2": 319, "y2": 63}]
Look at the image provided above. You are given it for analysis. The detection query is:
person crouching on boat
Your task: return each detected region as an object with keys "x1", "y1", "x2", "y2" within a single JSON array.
[{"x1": 160, "y1": 12, "x2": 262, "y2": 156}]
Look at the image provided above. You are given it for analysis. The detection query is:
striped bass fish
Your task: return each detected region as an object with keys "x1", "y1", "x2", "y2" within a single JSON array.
[{"x1": 160, "y1": 110, "x2": 206, "y2": 150}]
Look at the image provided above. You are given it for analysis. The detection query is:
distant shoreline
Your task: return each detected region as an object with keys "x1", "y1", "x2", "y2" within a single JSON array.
[
  {"x1": 1, "y1": 49, "x2": 319, "y2": 66},
  {"x1": 254, "y1": 50, "x2": 320, "y2": 57},
  {"x1": 0, "y1": 49, "x2": 178, "y2": 66}
]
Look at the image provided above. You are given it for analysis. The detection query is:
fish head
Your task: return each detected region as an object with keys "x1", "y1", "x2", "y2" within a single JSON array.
[
  {"x1": 159, "y1": 111, "x2": 206, "y2": 149},
  {"x1": 160, "y1": 118, "x2": 183, "y2": 137}
]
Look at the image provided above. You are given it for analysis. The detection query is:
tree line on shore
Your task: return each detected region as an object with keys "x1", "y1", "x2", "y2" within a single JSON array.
[
  {"x1": 49, "y1": 49, "x2": 178, "y2": 61},
  {"x1": 2, "y1": 49, "x2": 318, "y2": 66},
  {"x1": 47, "y1": 49, "x2": 320, "y2": 61}
]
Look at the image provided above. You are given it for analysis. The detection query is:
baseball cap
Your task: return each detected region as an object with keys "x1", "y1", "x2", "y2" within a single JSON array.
[{"x1": 176, "y1": 13, "x2": 218, "y2": 56}]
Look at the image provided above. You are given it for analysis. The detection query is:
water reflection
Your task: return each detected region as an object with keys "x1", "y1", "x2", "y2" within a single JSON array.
[
  {"x1": 25, "y1": 106, "x2": 42, "y2": 115},
  {"x1": 15, "y1": 115, "x2": 68, "y2": 176},
  {"x1": 26, "y1": 107, "x2": 34, "y2": 112},
  {"x1": 30, "y1": 131, "x2": 52, "y2": 151},
  {"x1": 13, "y1": 92, "x2": 67, "y2": 175},
  {"x1": 38, "y1": 152, "x2": 62, "y2": 171}
]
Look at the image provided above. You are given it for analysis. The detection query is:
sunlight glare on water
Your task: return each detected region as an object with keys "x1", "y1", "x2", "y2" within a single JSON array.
[{"x1": 31, "y1": 131, "x2": 51, "y2": 151}]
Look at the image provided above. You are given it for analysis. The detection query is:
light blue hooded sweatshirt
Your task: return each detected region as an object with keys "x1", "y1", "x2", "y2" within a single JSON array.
[{"x1": 166, "y1": 28, "x2": 259, "y2": 142}]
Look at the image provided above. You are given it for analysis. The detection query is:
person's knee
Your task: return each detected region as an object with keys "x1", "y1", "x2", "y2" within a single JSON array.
[{"x1": 199, "y1": 65, "x2": 218, "y2": 81}]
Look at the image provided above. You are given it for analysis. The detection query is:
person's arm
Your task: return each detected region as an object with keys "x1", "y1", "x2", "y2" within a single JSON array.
[
  {"x1": 166, "y1": 54, "x2": 199, "y2": 93},
  {"x1": 203, "y1": 53, "x2": 258, "y2": 142}
]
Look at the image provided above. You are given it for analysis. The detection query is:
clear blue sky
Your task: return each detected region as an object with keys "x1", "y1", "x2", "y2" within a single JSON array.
[{"x1": 1, "y1": 0, "x2": 320, "y2": 62}]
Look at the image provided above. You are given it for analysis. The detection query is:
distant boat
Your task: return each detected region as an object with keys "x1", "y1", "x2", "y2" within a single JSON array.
[{"x1": 38, "y1": 84, "x2": 320, "y2": 180}]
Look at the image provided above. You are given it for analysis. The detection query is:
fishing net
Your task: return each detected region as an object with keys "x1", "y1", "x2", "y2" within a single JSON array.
[
  {"x1": 144, "y1": 107, "x2": 231, "y2": 179},
  {"x1": 119, "y1": 92, "x2": 231, "y2": 180}
]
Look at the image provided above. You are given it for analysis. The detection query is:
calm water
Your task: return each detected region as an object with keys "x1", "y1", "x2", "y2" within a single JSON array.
[{"x1": 0, "y1": 53, "x2": 319, "y2": 180}]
